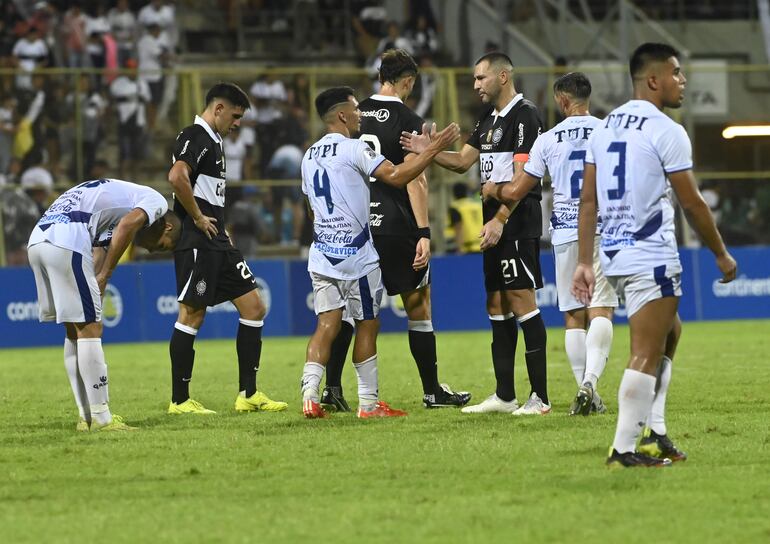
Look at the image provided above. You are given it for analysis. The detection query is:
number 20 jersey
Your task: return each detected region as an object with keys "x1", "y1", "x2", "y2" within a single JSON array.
[
  {"x1": 586, "y1": 99, "x2": 692, "y2": 276},
  {"x1": 172, "y1": 115, "x2": 230, "y2": 251},
  {"x1": 301, "y1": 133, "x2": 386, "y2": 280}
]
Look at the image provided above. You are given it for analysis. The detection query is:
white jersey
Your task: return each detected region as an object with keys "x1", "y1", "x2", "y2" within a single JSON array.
[
  {"x1": 524, "y1": 115, "x2": 601, "y2": 245},
  {"x1": 28, "y1": 179, "x2": 168, "y2": 256},
  {"x1": 301, "y1": 133, "x2": 386, "y2": 280},
  {"x1": 586, "y1": 100, "x2": 691, "y2": 276}
]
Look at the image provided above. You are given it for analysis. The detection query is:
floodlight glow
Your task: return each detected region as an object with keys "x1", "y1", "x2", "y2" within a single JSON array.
[{"x1": 722, "y1": 125, "x2": 770, "y2": 139}]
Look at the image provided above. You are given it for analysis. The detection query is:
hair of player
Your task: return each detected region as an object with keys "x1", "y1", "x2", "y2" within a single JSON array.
[
  {"x1": 553, "y1": 72, "x2": 591, "y2": 101},
  {"x1": 475, "y1": 51, "x2": 514, "y2": 72},
  {"x1": 315, "y1": 86, "x2": 355, "y2": 120},
  {"x1": 379, "y1": 48, "x2": 418, "y2": 84},
  {"x1": 205, "y1": 82, "x2": 251, "y2": 110},
  {"x1": 629, "y1": 43, "x2": 680, "y2": 80},
  {"x1": 134, "y1": 210, "x2": 180, "y2": 251}
]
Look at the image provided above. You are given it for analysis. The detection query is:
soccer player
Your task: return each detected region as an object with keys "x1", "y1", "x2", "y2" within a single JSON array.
[
  {"x1": 572, "y1": 43, "x2": 737, "y2": 467},
  {"x1": 167, "y1": 83, "x2": 287, "y2": 415},
  {"x1": 402, "y1": 52, "x2": 550, "y2": 416},
  {"x1": 27, "y1": 178, "x2": 181, "y2": 431},
  {"x1": 481, "y1": 72, "x2": 616, "y2": 416},
  {"x1": 320, "y1": 49, "x2": 470, "y2": 411},
  {"x1": 299, "y1": 86, "x2": 460, "y2": 418}
]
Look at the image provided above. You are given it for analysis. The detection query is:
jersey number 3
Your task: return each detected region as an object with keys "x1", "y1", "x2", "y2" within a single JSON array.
[
  {"x1": 313, "y1": 168, "x2": 334, "y2": 214},
  {"x1": 607, "y1": 141, "x2": 627, "y2": 200}
]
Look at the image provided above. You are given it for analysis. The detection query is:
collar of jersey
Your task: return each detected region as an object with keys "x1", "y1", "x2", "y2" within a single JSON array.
[
  {"x1": 493, "y1": 93, "x2": 523, "y2": 118},
  {"x1": 194, "y1": 115, "x2": 223, "y2": 144},
  {"x1": 370, "y1": 94, "x2": 403, "y2": 103}
]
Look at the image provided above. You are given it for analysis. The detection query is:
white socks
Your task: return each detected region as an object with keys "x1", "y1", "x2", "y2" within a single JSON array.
[
  {"x1": 77, "y1": 338, "x2": 112, "y2": 426},
  {"x1": 301, "y1": 362, "x2": 325, "y2": 402},
  {"x1": 612, "y1": 369, "x2": 656, "y2": 453},
  {"x1": 64, "y1": 338, "x2": 89, "y2": 422},
  {"x1": 648, "y1": 356, "x2": 672, "y2": 436},
  {"x1": 353, "y1": 354, "x2": 379, "y2": 410},
  {"x1": 584, "y1": 317, "x2": 613, "y2": 388},
  {"x1": 564, "y1": 329, "x2": 587, "y2": 386}
]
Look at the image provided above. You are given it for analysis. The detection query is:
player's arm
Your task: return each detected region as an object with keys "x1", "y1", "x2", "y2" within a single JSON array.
[
  {"x1": 167, "y1": 159, "x2": 218, "y2": 239},
  {"x1": 401, "y1": 129, "x2": 479, "y2": 173},
  {"x1": 479, "y1": 161, "x2": 527, "y2": 251},
  {"x1": 482, "y1": 168, "x2": 540, "y2": 204},
  {"x1": 373, "y1": 123, "x2": 460, "y2": 187},
  {"x1": 92, "y1": 246, "x2": 108, "y2": 275},
  {"x1": 669, "y1": 170, "x2": 736, "y2": 283},
  {"x1": 571, "y1": 162, "x2": 598, "y2": 305},
  {"x1": 95, "y1": 208, "x2": 150, "y2": 294},
  {"x1": 403, "y1": 153, "x2": 431, "y2": 270}
]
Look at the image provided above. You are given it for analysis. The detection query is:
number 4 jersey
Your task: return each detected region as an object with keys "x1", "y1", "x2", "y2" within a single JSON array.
[
  {"x1": 586, "y1": 99, "x2": 692, "y2": 276},
  {"x1": 172, "y1": 115, "x2": 230, "y2": 251},
  {"x1": 301, "y1": 133, "x2": 386, "y2": 280}
]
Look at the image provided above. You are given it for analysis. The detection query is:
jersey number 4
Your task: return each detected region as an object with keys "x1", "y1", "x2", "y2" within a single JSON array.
[{"x1": 313, "y1": 168, "x2": 334, "y2": 214}]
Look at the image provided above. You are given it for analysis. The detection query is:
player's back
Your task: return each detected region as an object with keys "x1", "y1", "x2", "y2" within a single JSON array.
[
  {"x1": 587, "y1": 99, "x2": 692, "y2": 276},
  {"x1": 28, "y1": 179, "x2": 166, "y2": 253},
  {"x1": 525, "y1": 115, "x2": 600, "y2": 245},
  {"x1": 358, "y1": 95, "x2": 423, "y2": 235},
  {"x1": 301, "y1": 133, "x2": 384, "y2": 280}
]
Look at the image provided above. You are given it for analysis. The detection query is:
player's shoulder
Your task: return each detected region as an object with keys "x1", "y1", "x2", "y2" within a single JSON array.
[{"x1": 176, "y1": 124, "x2": 208, "y2": 142}]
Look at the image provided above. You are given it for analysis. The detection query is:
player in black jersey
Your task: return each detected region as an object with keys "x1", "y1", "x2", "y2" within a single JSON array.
[
  {"x1": 166, "y1": 83, "x2": 287, "y2": 415},
  {"x1": 402, "y1": 52, "x2": 550, "y2": 415},
  {"x1": 319, "y1": 49, "x2": 471, "y2": 411}
]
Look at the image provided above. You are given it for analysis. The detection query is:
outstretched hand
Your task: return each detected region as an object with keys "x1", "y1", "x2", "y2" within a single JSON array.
[
  {"x1": 400, "y1": 122, "x2": 437, "y2": 154},
  {"x1": 432, "y1": 122, "x2": 461, "y2": 151}
]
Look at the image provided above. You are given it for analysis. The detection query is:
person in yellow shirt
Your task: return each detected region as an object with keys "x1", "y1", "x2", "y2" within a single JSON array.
[{"x1": 446, "y1": 182, "x2": 482, "y2": 253}]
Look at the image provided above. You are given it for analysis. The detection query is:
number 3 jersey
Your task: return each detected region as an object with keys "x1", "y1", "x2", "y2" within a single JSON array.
[
  {"x1": 467, "y1": 94, "x2": 544, "y2": 240},
  {"x1": 172, "y1": 115, "x2": 230, "y2": 251},
  {"x1": 586, "y1": 99, "x2": 692, "y2": 276},
  {"x1": 301, "y1": 132, "x2": 386, "y2": 280},
  {"x1": 358, "y1": 94, "x2": 423, "y2": 236},
  {"x1": 523, "y1": 115, "x2": 601, "y2": 246}
]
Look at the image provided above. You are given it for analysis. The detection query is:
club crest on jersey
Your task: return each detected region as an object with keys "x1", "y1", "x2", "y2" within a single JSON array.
[
  {"x1": 196, "y1": 280, "x2": 207, "y2": 296},
  {"x1": 486, "y1": 129, "x2": 493, "y2": 143},
  {"x1": 364, "y1": 147, "x2": 377, "y2": 159},
  {"x1": 492, "y1": 128, "x2": 503, "y2": 144}
]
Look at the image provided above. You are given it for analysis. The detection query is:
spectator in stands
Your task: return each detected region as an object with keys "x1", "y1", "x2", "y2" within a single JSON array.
[
  {"x1": 66, "y1": 74, "x2": 107, "y2": 181},
  {"x1": 108, "y1": 0, "x2": 138, "y2": 68},
  {"x1": 409, "y1": 53, "x2": 436, "y2": 118},
  {"x1": 445, "y1": 182, "x2": 482, "y2": 254},
  {"x1": 250, "y1": 73, "x2": 287, "y2": 175},
  {"x1": 20, "y1": 161, "x2": 54, "y2": 215},
  {"x1": 223, "y1": 125, "x2": 255, "y2": 183},
  {"x1": 110, "y1": 58, "x2": 150, "y2": 179},
  {"x1": 138, "y1": 0, "x2": 177, "y2": 47},
  {"x1": 227, "y1": 187, "x2": 270, "y2": 258},
  {"x1": 265, "y1": 112, "x2": 306, "y2": 245},
  {"x1": 407, "y1": 14, "x2": 438, "y2": 57},
  {"x1": 61, "y1": 3, "x2": 87, "y2": 68},
  {"x1": 0, "y1": 94, "x2": 16, "y2": 174},
  {"x1": 13, "y1": 79, "x2": 45, "y2": 169},
  {"x1": 12, "y1": 26, "x2": 48, "y2": 91},
  {"x1": 137, "y1": 22, "x2": 170, "y2": 129},
  {"x1": 0, "y1": 181, "x2": 40, "y2": 266}
]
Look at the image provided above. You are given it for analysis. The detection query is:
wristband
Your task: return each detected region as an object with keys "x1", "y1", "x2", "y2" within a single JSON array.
[{"x1": 416, "y1": 227, "x2": 431, "y2": 239}]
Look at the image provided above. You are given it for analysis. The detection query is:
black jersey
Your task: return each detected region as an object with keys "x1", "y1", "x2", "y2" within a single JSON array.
[
  {"x1": 468, "y1": 94, "x2": 544, "y2": 240},
  {"x1": 172, "y1": 116, "x2": 230, "y2": 251},
  {"x1": 358, "y1": 94, "x2": 424, "y2": 236}
]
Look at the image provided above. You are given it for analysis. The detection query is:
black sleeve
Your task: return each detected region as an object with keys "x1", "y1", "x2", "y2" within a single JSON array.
[
  {"x1": 172, "y1": 127, "x2": 206, "y2": 178},
  {"x1": 403, "y1": 108, "x2": 424, "y2": 137},
  {"x1": 513, "y1": 104, "x2": 543, "y2": 157}
]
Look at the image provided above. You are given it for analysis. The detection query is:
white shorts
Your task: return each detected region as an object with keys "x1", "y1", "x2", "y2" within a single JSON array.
[
  {"x1": 554, "y1": 238, "x2": 618, "y2": 312},
  {"x1": 310, "y1": 267, "x2": 383, "y2": 320},
  {"x1": 607, "y1": 266, "x2": 682, "y2": 318},
  {"x1": 28, "y1": 242, "x2": 102, "y2": 323}
]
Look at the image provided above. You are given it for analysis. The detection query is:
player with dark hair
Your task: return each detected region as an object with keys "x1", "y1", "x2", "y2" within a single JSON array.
[
  {"x1": 300, "y1": 86, "x2": 460, "y2": 418},
  {"x1": 166, "y1": 82, "x2": 287, "y2": 415},
  {"x1": 402, "y1": 51, "x2": 550, "y2": 416},
  {"x1": 319, "y1": 49, "x2": 471, "y2": 412},
  {"x1": 481, "y1": 71, "x2": 616, "y2": 416},
  {"x1": 572, "y1": 43, "x2": 736, "y2": 467}
]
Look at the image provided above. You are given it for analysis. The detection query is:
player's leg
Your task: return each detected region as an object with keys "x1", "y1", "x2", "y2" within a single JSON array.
[
  {"x1": 301, "y1": 307, "x2": 343, "y2": 418},
  {"x1": 607, "y1": 294, "x2": 678, "y2": 467},
  {"x1": 564, "y1": 309, "x2": 588, "y2": 387},
  {"x1": 639, "y1": 313, "x2": 687, "y2": 461},
  {"x1": 462, "y1": 244, "x2": 519, "y2": 414},
  {"x1": 401, "y1": 285, "x2": 472, "y2": 408},
  {"x1": 507, "y1": 288, "x2": 551, "y2": 415},
  {"x1": 64, "y1": 323, "x2": 90, "y2": 430},
  {"x1": 321, "y1": 309, "x2": 354, "y2": 412}
]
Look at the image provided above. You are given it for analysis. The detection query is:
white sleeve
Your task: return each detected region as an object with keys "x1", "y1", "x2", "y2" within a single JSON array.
[
  {"x1": 584, "y1": 131, "x2": 596, "y2": 165},
  {"x1": 350, "y1": 140, "x2": 386, "y2": 177},
  {"x1": 135, "y1": 190, "x2": 168, "y2": 226},
  {"x1": 656, "y1": 123, "x2": 693, "y2": 174},
  {"x1": 523, "y1": 132, "x2": 548, "y2": 179}
]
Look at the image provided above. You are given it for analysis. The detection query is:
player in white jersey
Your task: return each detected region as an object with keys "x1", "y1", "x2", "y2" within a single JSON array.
[
  {"x1": 298, "y1": 86, "x2": 459, "y2": 418},
  {"x1": 572, "y1": 43, "x2": 736, "y2": 468},
  {"x1": 482, "y1": 72, "x2": 617, "y2": 416},
  {"x1": 27, "y1": 178, "x2": 181, "y2": 431}
]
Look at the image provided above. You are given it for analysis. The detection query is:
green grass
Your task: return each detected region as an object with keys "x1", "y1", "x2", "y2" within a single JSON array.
[{"x1": 1, "y1": 320, "x2": 769, "y2": 543}]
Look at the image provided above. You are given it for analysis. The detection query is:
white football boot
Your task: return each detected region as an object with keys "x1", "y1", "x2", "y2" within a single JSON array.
[
  {"x1": 461, "y1": 394, "x2": 519, "y2": 414},
  {"x1": 512, "y1": 392, "x2": 551, "y2": 415}
]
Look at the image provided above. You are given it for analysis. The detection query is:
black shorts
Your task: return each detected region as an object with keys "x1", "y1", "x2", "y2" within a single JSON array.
[
  {"x1": 373, "y1": 235, "x2": 430, "y2": 296},
  {"x1": 483, "y1": 238, "x2": 543, "y2": 292},
  {"x1": 174, "y1": 247, "x2": 257, "y2": 308}
]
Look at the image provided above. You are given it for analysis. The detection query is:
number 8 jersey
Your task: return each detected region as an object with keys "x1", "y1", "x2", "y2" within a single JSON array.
[
  {"x1": 301, "y1": 133, "x2": 386, "y2": 279},
  {"x1": 586, "y1": 100, "x2": 692, "y2": 276}
]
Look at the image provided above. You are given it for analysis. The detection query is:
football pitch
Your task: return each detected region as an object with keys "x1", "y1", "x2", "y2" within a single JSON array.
[{"x1": 1, "y1": 320, "x2": 769, "y2": 543}]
